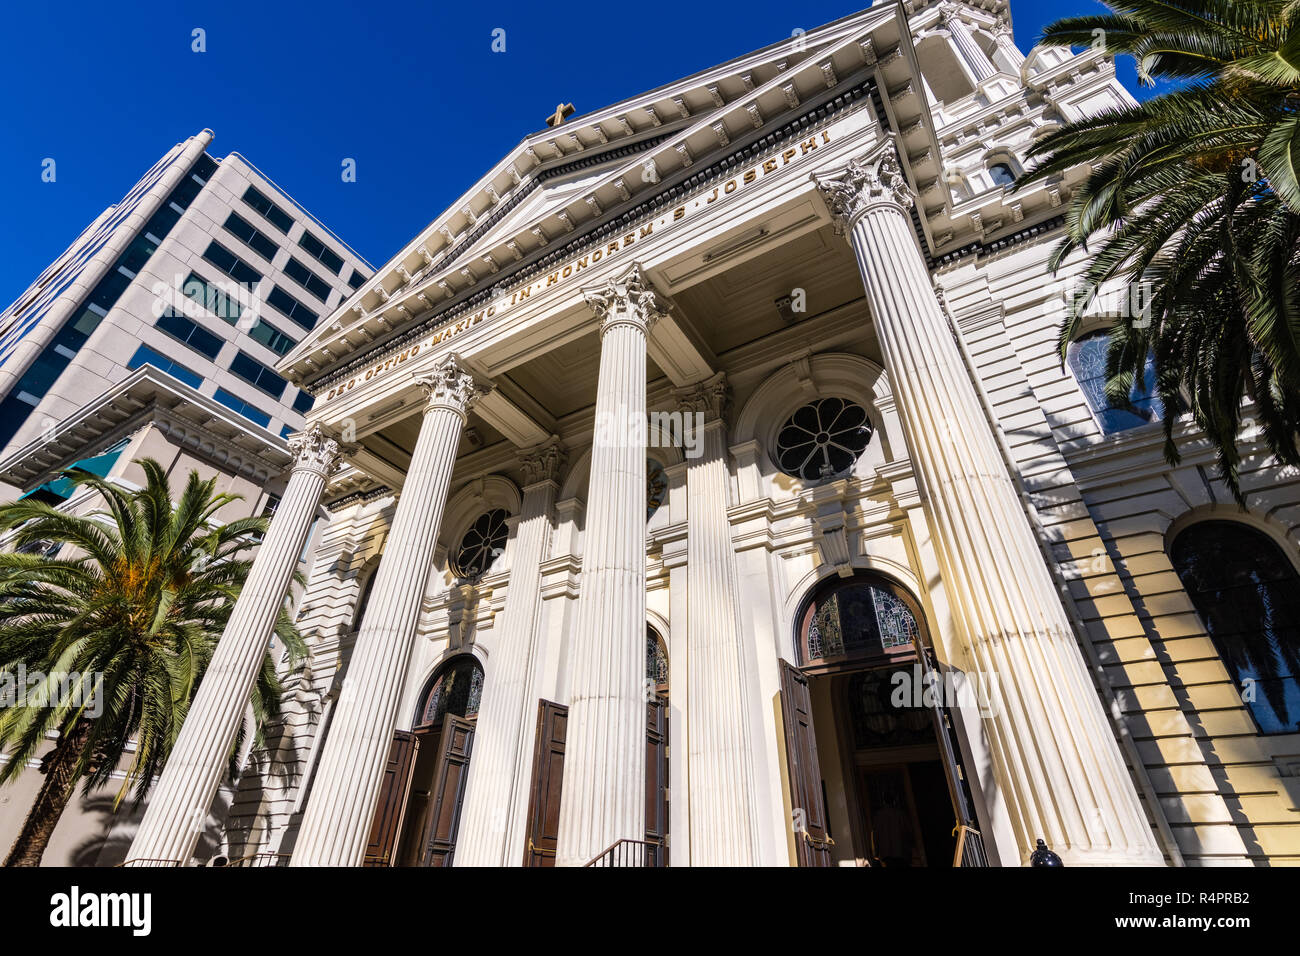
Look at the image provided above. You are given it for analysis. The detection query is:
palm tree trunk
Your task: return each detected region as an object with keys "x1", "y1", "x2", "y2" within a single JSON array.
[{"x1": 3, "y1": 721, "x2": 92, "y2": 867}]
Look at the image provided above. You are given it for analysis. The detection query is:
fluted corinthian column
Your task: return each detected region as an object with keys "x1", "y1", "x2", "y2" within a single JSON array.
[
  {"x1": 939, "y1": 2, "x2": 996, "y2": 82},
  {"x1": 554, "y1": 263, "x2": 664, "y2": 867},
  {"x1": 291, "y1": 354, "x2": 484, "y2": 866},
  {"x1": 455, "y1": 437, "x2": 566, "y2": 867},
  {"x1": 674, "y1": 373, "x2": 761, "y2": 866},
  {"x1": 129, "y1": 424, "x2": 341, "y2": 865},
  {"x1": 812, "y1": 141, "x2": 1163, "y2": 865}
]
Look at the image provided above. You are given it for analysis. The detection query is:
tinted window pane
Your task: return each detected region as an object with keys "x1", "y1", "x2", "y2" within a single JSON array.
[
  {"x1": 213, "y1": 387, "x2": 272, "y2": 428},
  {"x1": 1067, "y1": 330, "x2": 1165, "y2": 434},
  {"x1": 128, "y1": 345, "x2": 202, "y2": 389},
  {"x1": 242, "y1": 185, "x2": 294, "y2": 233},
  {"x1": 266, "y1": 285, "x2": 318, "y2": 330},
  {"x1": 248, "y1": 318, "x2": 297, "y2": 357},
  {"x1": 229, "y1": 351, "x2": 287, "y2": 399},
  {"x1": 156, "y1": 312, "x2": 222, "y2": 360},
  {"x1": 1171, "y1": 521, "x2": 1300, "y2": 734}
]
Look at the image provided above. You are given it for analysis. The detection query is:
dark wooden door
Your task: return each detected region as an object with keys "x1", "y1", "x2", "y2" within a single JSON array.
[
  {"x1": 363, "y1": 730, "x2": 418, "y2": 867},
  {"x1": 645, "y1": 696, "x2": 669, "y2": 866},
  {"x1": 394, "y1": 726, "x2": 442, "y2": 866},
  {"x1": 523, "y1": 700, "x2": 567, "y2": 867},
  {"x1": 420, "y1": 714, "x2": 475, "y2": 867},
  {"x1": 779, "y1": 659, "x2": 833, "y2": 867}
]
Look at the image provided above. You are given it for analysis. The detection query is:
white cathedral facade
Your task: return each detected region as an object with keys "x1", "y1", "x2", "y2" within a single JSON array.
[{"x1": 124, "y1": 1, "x2": 1300, "y2": 867}]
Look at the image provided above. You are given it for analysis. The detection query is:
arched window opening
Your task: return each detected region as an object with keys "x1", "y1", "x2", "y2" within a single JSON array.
[
  {"x1": 798, "y1": 573, "x2": 920, "y2": 672},
  {"x1": 774, "y1": 397, "x2": 874, "y2": 481},
  {"x1": 647, "y1": 626, "x2": 669, "y2": 696},
  {"x1": 417, "y1": 656, "x2": 485, "y2": 727},
  {"x1": 1170, "y1": 521, "x2": 1300, "y2": 735},
  {"x1": 352, "y1": 563, "x2": 380, "y2": 631},
  {"x1": 987, "y1": 161, "x2": 1016, "y2": 188},
  {"x1": 1067, "y1": 329, "x2": 1165, "y2": 434},
  {"x1": 646, "y1": 458, "x2": 667, "y2": 521}
]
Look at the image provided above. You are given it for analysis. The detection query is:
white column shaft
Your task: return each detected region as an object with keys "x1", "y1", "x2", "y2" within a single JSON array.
[
  {"x1": 685, "y1": 416, "x2": 761, "y2": 865},
  {"x1": 555, "y1": 321, "x2": 650, "y2": 867},
  {"x1": 292, "y1": 358, "x2": 478, "y2": 866},
  {"x1": 129, "y1": 429, "x2": 334, "y2": 864},
  {"x1": 843, "y1": 190, "x2": 1161, "y2": 864},
  {"x1": 455, "y1": 472, "x2": 558, "y2": 866},
  {"x1": 946, "y1": 15, "x2": 996, "y2": 82}
]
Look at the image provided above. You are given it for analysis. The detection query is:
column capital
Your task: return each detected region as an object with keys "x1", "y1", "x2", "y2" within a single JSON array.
[
  {"x1": 672, "y1": 370, "x2": 730, "y2": 425},
  {"x1": 415, "y1": 352, "x2": 489, "y2": 418},
  {"x1": 518, "y1": 435, "x2": 568, "y2": 486},
  {"x1": 288, "y1": 423, "x2": 346, "y2": 479},
  {"x1": 582, "y1": 262, "x2": 670, "y2": 338},
  {"x1": 811, "y1": 138, "x2": 915, "y2": 234}
]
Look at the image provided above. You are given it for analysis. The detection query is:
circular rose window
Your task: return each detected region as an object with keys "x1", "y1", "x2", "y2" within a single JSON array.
[
  {"x1": 774, "y1": 397, "x2": 873, "y2": 480},
  {"x1": 452, "y1": 508, "x2": 509, "y2": 580}
]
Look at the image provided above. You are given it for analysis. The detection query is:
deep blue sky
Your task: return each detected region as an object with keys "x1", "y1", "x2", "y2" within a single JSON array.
[{"x1": 0, "y1": 0, "x2": 1144, "y2": 302}]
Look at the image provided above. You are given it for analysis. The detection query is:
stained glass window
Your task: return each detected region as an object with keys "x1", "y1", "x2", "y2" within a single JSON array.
[
  {"x1": 1066, "y1": 330, "x2": 1165, "y2": 434},
  {"x1": 1170, "y1": 521, "x2": 1300, "y2": 734},
  {"x1": 452, "y1": 508, "x2": 509, "y2": 580},
  {"x1": 646, "y1": 458, "x2": 667, "y2": 521},
  {"x1": 420, "y1": 656, "x2": 485, "y2": 725},
  {"x1": 647, "y1": 627, "x2": 669, "y2": 690},
  {"x1": 802, "y1": 578, "x2": 919, "y2": 666},
  {"x1": 774, "y1": 397, "x2": 873, "y2": 481}
]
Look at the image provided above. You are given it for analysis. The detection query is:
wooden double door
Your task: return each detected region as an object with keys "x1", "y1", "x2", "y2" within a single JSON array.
[
  {"x1": 523, "y1": 697, "x2": 669, "y2": 866},
  {"x1": 779, "y1": 652, "x2": 984, "y2": 867},
  {"x1": 363, "y1": 714, "x2": 475, "y2": 867}
]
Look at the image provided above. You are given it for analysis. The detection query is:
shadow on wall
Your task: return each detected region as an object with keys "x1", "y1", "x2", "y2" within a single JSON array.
[{"x1": 68, "y1": 789, "x2": 232, "y2": 867}]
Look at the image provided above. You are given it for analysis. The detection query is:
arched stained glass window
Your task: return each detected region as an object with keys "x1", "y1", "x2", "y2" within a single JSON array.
[
  {"x1": 418, "y1": 656, "x2": 485, "y2": 726},
  {"x1": 1170, "y1": 521, "x2": 1300, "y2": 735},
  {"x1": 799, "y1": 574, "x2": 920, "y2": 668},
  {"x1": 647, "y1": 626, "x2": 669, "y2": 693},
  {"x1": 452, "y1": 509, "x2": 509, "y2": 580},
  {"x1": 774, "y1": 397, "x2": 873, "y2": 481},
  {"x1": 1067, "y1": 330, "x2": 1165, "y2": 434}
]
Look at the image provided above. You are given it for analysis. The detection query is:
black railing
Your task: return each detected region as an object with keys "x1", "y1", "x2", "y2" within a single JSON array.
[
  {"x1": 584, "y1": 839, "x2": 664, "y2": 867},
  {"x1": 222, "y1": 851, "x2": 291, "y2": 868}
]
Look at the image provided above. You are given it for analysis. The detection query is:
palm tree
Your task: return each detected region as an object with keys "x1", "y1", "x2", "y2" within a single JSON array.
[
  {"x1": 1016, "y1": 0, "x2": 1300, "y2": 499},
  {"x1": 0, "y1": 459, "x2": 305, "y2": 867}
]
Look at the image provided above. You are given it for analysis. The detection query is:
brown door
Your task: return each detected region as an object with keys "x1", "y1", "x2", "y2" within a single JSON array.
[
  {"x1": 645, "y1": 696, "x2": 668, "y2": 866},
  {"x1": 419, "y1": 714, "x2": 475, "y2": 867},
  {"x1": 394, "y1": 726, "x2": 442, "y2": 866},
  {"x1": 363, "y1": 730, "x2": 419, "y2": 867},
  {"x1": 779, "y1": 659, "x2": 833, "y2": 867},
  {"x1": 523, "y1": 700, "x2": 567, "y2": 866}
]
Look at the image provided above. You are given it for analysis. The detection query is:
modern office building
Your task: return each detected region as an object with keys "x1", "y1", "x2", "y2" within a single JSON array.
[
  {"x1": 0, "y1": 132, "x2": 371, "y2": 865},
  {"x1": 0, "y1": 129, "x2": 372, "y2": 499},
  {"x1": 18, "y1": 0, "x2": 1300, "y2": 868}
]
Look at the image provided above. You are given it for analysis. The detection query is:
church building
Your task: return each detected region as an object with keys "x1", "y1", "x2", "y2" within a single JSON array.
[{"x1": 125, "y1": 0, "x2": 1300, "y2": 867}]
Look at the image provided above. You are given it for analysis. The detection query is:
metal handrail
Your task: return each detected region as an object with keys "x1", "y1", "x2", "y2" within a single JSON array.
[
  {"x1": 222, "y1": 851, "x2": 292, "y2": 868},
  {"x1": 584, "y1": 838, "x2": 664, "y2": 867},
  {"x1": 115, "y1": 858, "x2": 181, "y2": 868}
]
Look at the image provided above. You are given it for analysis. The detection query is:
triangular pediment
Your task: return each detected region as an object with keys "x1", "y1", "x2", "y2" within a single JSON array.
[{"x1": 280, "y1": 0, "x2": 1073, "y2": 389}]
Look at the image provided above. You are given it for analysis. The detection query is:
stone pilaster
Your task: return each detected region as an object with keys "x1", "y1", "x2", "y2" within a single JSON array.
[
  {"x1": 128, "y1": 423, "x2": 342, "y2": 865},
  {"x1": 455, "y1": 437, "x2": 566, "y2": 867},
  {"x1": 939, "y1": 2, "x2": 996, "y2": 82},
  {"x1": 812, "y1": 140, "x2": 1164, "y2": 865},
  {"x1": 673, "y1": 372, "x2": 762, "y2": 866},
  {"x1": 291, "y1": 353, "x2": 484, "y2": 867},
  {"x1": 554, "y1": 263, "x2": 665, "y2": 867}
]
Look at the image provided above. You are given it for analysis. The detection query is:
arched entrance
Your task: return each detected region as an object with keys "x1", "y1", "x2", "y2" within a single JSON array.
[
  {"x1": 364, "y1": 655, "x2": 482, "y2": 867},
  {"x1": 781, "y1": 572, "x2": 985, "y2": 867}
]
